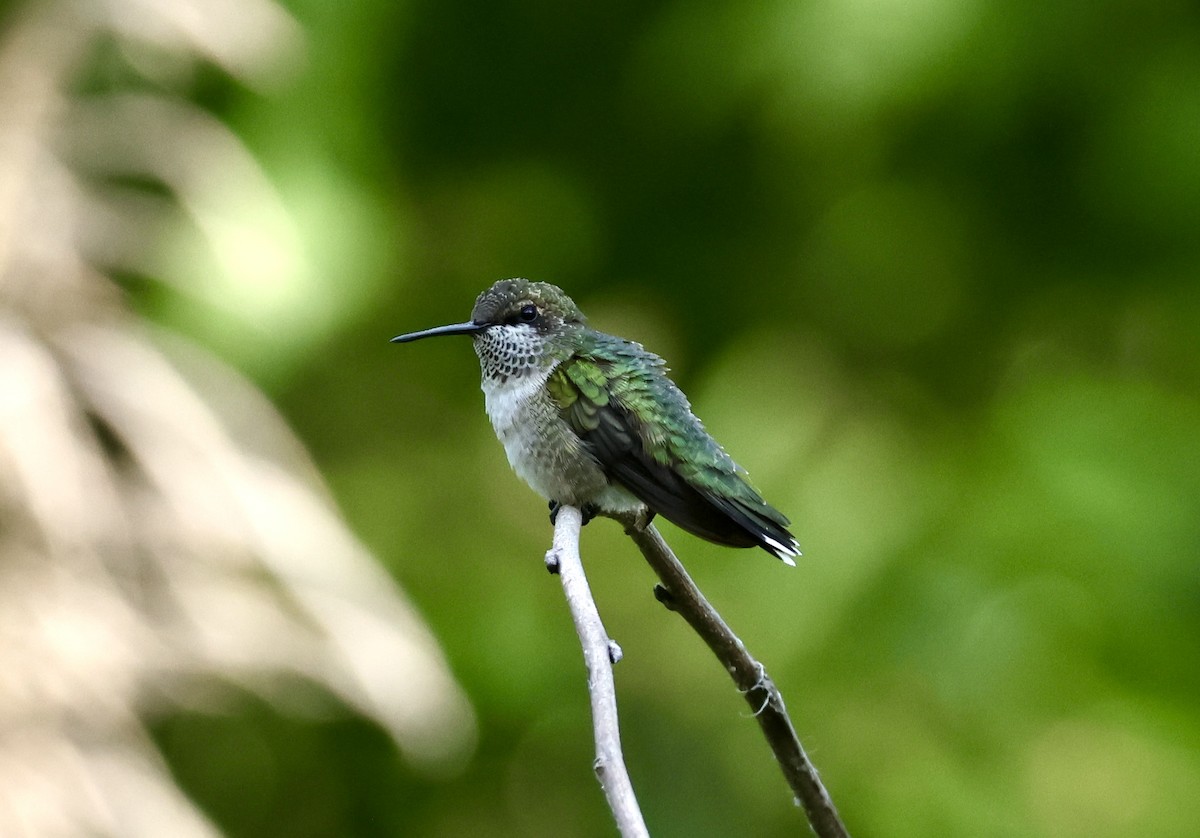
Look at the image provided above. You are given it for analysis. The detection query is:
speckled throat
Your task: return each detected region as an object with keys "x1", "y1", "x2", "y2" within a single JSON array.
[
  {"x1": 472, "y1": 328, "x2": 624, "y2": 510},
  {"x1": 472, "y1": 323, "x2": 554, "y2": 384}
]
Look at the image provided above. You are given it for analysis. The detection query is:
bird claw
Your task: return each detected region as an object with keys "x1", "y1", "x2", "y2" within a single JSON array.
[{"x1": 548, "y1": 500, "x2": 599, "y2": 526}]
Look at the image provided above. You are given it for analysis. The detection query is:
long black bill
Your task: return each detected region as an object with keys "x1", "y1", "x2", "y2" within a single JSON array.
[{"x1": 390, "y1": 321, "x2": 487, "y2": 343}]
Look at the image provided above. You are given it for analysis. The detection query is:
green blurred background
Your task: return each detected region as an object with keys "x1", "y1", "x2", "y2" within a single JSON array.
[{"x1": 9, "y1": 0, "x2": 1199, "y2": 834}]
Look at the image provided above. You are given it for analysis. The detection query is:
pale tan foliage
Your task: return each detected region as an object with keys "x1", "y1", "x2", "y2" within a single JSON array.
[{"x1": 0, "y1": 2, "x2": 474, "y2": 835}]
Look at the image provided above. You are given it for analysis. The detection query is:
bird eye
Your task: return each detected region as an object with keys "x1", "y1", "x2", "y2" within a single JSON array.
[{"x1": 518, "y1": 304, "x2": 538, "y2": 323}]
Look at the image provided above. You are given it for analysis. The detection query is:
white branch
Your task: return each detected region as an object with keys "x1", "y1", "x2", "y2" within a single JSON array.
[{"x1": 546, "y1": 506, "x2": 648, "y2": 838}]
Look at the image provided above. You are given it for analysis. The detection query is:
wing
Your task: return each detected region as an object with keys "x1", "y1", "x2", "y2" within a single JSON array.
[{"x1": 547, "y1": 335, "x2": 799, "y2": 562}]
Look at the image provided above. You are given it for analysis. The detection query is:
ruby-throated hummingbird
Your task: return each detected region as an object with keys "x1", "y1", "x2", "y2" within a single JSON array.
[{"x1": 392, "y1": 278, "x2": 800, "y2": 564}]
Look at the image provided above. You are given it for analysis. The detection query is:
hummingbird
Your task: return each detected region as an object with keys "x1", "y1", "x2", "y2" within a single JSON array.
[{"x1": 392, "y1": 279, "x2": 800, "y2": 564}]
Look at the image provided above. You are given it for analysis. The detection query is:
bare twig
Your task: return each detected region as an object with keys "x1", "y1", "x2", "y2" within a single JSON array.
[
  {"x1": 618, "y1": 516, "x2": 850, "y2": 838},
  {"x1": 546, "y1": 505, "x2": 649, "y2": 838}
]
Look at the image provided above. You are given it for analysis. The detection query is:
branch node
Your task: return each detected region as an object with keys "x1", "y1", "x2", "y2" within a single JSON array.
[
  {"x1": 623, "y1": 522, "x2": 850, "y2": 838},
  {"x1": 742, "y1": 687, "x2": 772, "y2": 718},
  {"x1": 544, "y1": 548, "x2": 561, "y2": 575},
  {"x1": 610, "y1": 507, "x2": 654, "y2": 536},
  {"x1": 652, "y1": 583, "x2": 678, "y2": 611},
  {"x1": 607, "y1": 640, "x2": 623, "y2": 665},
  {"x1": 737, "y1": 660, "x2": 769, "y2": 694}
]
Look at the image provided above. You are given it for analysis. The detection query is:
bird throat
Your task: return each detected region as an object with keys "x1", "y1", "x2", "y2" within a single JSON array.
[{"x1": 473, "y1": 325, "x2": 550, "y2": 385}]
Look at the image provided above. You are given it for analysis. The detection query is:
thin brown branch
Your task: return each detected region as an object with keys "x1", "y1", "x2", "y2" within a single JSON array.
[
  {"x1": 617, "y1": 516, "x2": 850, "y2": 838},
  {"x1": 546, "y1": 505, "x2": 649, "y2": 838}
]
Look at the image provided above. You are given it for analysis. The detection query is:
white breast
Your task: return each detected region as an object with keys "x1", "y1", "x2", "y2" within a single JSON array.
[
  {"x1": 481, "y1": 367, "x2": 552, "y2": 436},
  {"x1": 478, "y1": 362, "x2": 641, "y2": 512}
]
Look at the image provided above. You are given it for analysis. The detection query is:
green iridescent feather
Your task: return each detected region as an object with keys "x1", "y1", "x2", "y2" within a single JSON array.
[{"x1": 548, "y1": 333, "x2": 794, "y2": 551}]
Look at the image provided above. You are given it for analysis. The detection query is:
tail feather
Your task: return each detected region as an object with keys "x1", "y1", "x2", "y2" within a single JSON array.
[
  {"x1": 607, "y1": 454, "x2": 801, "y2": 564},
  {"x1": 705, "y1": 492, "x2": 801, "y2": 564}
]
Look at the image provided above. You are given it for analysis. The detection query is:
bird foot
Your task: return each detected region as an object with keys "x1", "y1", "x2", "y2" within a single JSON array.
[{"x1": 548, "y1": 500, "x2": 599, "y2": 526}]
